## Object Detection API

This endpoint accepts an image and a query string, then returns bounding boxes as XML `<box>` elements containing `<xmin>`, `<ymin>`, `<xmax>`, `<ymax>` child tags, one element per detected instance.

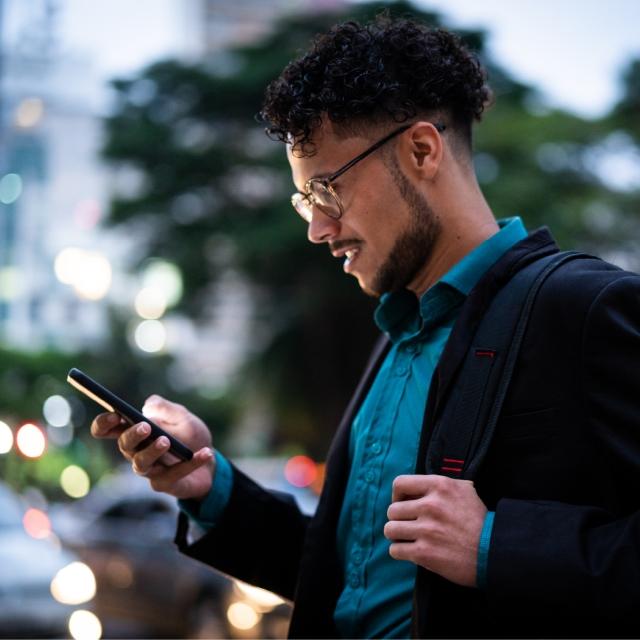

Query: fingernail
<box><xmin>107</xmin><ymin>413</ymin><xmax>120</xmax><ymax>424</ymax></box>
<box><xmin>202</xmin><ymin>448</ymin><xmax>214</xmax><ymax>459</ymax></box>
<box><xmin>137</xmin><ymin>423</ymin><xmax>150</xmax><ymax>436</ymax></box>
<box><xmin>156</xmin><ymin>437</ymin><xmax>169</xmax><ymax>449</ymax></box>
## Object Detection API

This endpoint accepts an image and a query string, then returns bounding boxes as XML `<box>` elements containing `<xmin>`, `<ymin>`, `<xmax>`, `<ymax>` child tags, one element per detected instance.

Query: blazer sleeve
<box><xmin>175</xmin><ymin>461</ymin><xmax>311</xmax><ymax>601</ymax></box>
<box><xmin>486</xmin><ymin>274</ymin><xmax>640</xmax><ymax>623</ymax></box>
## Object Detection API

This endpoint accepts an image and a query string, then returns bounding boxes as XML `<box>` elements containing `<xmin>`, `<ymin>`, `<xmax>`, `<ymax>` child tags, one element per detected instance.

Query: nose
<box><xmin>307</xmin><ymin>210</ymin><xmax>341</xmax><ymax>244</ymax></box>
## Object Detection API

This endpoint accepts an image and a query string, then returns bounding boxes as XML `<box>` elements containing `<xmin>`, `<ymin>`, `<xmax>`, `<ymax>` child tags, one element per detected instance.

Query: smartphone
<box><xmin>67</xmin><ymin>367</ymin><xmax>193</xmax><ymax>462</ymax></box>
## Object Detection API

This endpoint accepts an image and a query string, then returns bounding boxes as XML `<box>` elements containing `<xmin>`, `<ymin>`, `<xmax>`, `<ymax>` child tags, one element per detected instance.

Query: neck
<box><xmin>408</xmin><ymin>184</ymin><xmax>499</xmax><ymax>297</ymax></box>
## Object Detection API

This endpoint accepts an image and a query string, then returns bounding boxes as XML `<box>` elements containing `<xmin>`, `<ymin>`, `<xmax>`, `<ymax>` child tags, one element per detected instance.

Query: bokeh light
<box><xmin>0</xmin><ymin>266</ymin><xmax>21</xmax><ymax>301</ymax></box>
<box><xmin>60</xmin><ymin>465</ymin><xmax>91</xmax><ymax>499</ymax></box>
<box><xmin>72</xmin><ymin>253</ymin><xmax>112</xmax><ymax>300</ymax></box>
<box><xmin>51</xmin><ymin>562</ymin><xmax>97</xmax><ymax>605</ymax></box>
<box><xmin>54</xmin><ymin>248</ymin><xmax>85</xmax><ymax>284</ymax></box>
<box><xmin>134</xmin><ymin>287</ymin><xmax>167</xmax><ymax>320</ymax></box>
<box><xmin>15</xmin><ymin>97</ymin><xmax>44</xmax><ymax>128</ymax></box>
<box><xmin>227</xmin><ymin>601</ymin><xmax>261</xmax><ymax>631</ymax></box>
<box><xmin>43</xmin><ymin>395</ymin><xmax>72</xmax><ymax>427</ymax></box>
<box><xmin>68</xmin><ymin>610</ymin><xmax>102</xmax><ymax>640</ymax></box>
<box><xmin>16</xmin><ymin>423</ymin><xmax>46</xmax><ymax>458</ymax></box>
<box><xmin>23</xmin><ymin>508</ymin><xmax>52</xmax><ymax>539</ymax></box>
<box><xmin>54</xmin><ymin>248</ymin><xmax>112</xmax><ymax>300</ymax></box>
<box><xmin>0</xmin><ymin>173</ymin><xmax>23</xmax><ymax>204</ymax></box>
<box><xmin>284</xmin><ymin>455</ymin><xmax>317</xmax><ymax>488</ymax></box>
<box><xmin>134</xmin><ymin>319</ymin><xmax>166</xmax><ymax>353</ymax></box>
<box><xmin>0</xmin><ymin>421</ymin><xmax>13</xmax><ymax>454</ymax></box>
<box><xmin>142</xmin><ymin>260</ymin><xmax>183</xmax><ymax>306</ymax></box>
<box><xmin>73</xmin><ymin>199</ymin><xmax>102</xmax><ymax>230</ymax></box>
<box><xmin>47</xmin><ymin>423</ymin><xmax>74</xmax><ymax>448</ymax></box>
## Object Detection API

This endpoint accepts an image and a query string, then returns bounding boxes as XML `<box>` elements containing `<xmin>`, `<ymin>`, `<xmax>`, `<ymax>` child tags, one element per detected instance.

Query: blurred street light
<box><xmin>227</xmin><ymin>601</ymin><xmax>261</xmax><ymax>631</ymax></box>
<box><xmin>54</xmin><ymin>248</ymin><xmax>112</xmax><ymax>300</ymax></box>
<box><xmin>23</xmin><ymin>507</ymin><xmax>52</xmax><ymax>539</ymax></box>
<box><xmin>134</xmin><ymin>286</ymin><xmax>167</xmax><ymax>320</ymax></box>
<box><xmin>68</xmin><ymin>610</ymin><xmax>102</xmax><ymax>640</ymax></box>
<box><xmin>142</xmin><ymin>259</ymin><xmax>182</xmax><ymax>307</ymax></box>
<box><xmin>0</xmin><ymin>421</ymin><xmax>13</xmax><ymax>454</ymax></box>
<box><xmin>50</xmin><ymin>562</ymin><xmax>97</xmax><ymax>605</ymax></box>
<box><xmin>60</xmin><ymin>465</ymin><xmax>91</xmax><ymax>499</ymax></box>
<box><xmin>43</xmin><ymin>395</ymin><xmax>72</xmax><ymax>427</ymax></box>
<box><xmin>0</xmin><ymin>172</ymin><xmax>22</xmax><ymax>204</ymax></box>
<box><xmin>284</xmin><ymin>455</ymin><xmax>317</xmax><ymax>488</ymax></box>
<box><xmin>16</xmin><ymin>423</ymin><xmax>46</xmax><ymax>458</ymax></box>
<box><xmin>133</xmin><ymin>319</ymin><xmax>166</xmax><ymax>353</ymax></box>
<box><xmin>15</xmin><ymin>97</ymin><xmax>44</xmax><ymax>128</ymax></box>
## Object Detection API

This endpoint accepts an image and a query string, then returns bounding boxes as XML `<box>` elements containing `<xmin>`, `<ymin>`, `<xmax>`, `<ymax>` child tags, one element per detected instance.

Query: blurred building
<box><xmin>0</xmin><ymin>0</ymin><xmax>116</xmax><ymax>351</ymax></box>
<box><xmin>181</xmin><ymin>0</ymin><xmax>345</xmax><ymax>56</ymax></box>
<box><xmin>0</xmin><ymin>0</ymin><xmax>343</xmax><ymax>396</ymax></box>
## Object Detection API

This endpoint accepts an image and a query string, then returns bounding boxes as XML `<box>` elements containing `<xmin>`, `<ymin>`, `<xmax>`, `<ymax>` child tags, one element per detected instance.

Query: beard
<box><xmin>366</xmin><ymin>158</ymin><xmax>442</xmax><ymax>297</ymax></box>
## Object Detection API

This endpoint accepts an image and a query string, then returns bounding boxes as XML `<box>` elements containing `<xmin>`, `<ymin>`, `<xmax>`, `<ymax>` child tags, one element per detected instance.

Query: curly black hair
<box><xmin>260</xmin><ymin>14</ymin><xmax>492</xmax><ymax>156</ymax></box>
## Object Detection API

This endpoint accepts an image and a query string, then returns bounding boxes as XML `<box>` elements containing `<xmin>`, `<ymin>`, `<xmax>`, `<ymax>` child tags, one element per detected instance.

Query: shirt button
<box><xmin>349</xmin><ymin>574</ymin><xmax>360</xmax><ymax>589</ymax></box>
<box><xmin>365</xmin><ymin>470</ymin><xmax>375</xmax><ymax>483</ymax></box>
<box><xmin>371</xmin><ymin>442</ymin><xmax>382</xmax><ymax>455</ymax></box>
<box><xmin>406</xmin><ymin>343</ymin><xmax>420</xmax><ymax>354</ymax></box>
<box><xmin>395</xmin><ymin>365</ymin><xmax>408</xmax><ymax>376</ymax></box>
<box><xmin>352</xmin><ymin>550</ymin><xmax>363</xmax><ymax>564</ymax></box>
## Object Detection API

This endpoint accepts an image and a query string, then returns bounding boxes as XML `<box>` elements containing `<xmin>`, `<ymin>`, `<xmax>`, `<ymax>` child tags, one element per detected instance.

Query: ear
<box><xmin>398</xmin><ymin>121</ymin><xmax>444</xmax><ymax>180</ymax></box>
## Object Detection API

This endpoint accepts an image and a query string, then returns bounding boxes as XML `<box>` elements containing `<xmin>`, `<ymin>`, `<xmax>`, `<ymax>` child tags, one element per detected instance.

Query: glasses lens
<box><xmin>309</xmin><ymin>181</ymin><xmax>341</xmax><ymax>219</ymax></box>
<box><xmin>291</xmin><ymin>193</ymin><xmax>313</xmax><ymax>223</ymax></box>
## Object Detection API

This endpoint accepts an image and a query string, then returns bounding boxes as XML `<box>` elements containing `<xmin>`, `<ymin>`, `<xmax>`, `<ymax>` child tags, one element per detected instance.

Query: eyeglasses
<box><xmin>291</xmin><ymin>122</ymin><xmax>446</xmax><ymax>223</ymax></box>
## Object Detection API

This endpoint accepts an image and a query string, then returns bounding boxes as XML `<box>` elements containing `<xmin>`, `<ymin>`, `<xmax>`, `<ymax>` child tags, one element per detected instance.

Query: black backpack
<box><xmin>426</xmin><ymin>250</ymin><xmax>589</xmax><ymax>479</ymax></box>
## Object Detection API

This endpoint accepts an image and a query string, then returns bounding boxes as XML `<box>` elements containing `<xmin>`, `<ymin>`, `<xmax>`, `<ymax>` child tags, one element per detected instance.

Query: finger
<box><xmin>389</xmin><ymin>541</ymin><xmax>415</xmax><ymax>562</ymax></box>
<box><xmin>142</xmin><ymin>395</ymin><xmax>185</xmax><ymax>424</ymax></box>
<box><xmin>392</xmin><ymin>474</ymin><xmax>433</xmax><ymax>502</ymax></box>
<box><xmin>118</xmin><ymin>422</ymin><xmax>155</xmax><ymax>456</ymax></box>
<box><xmin>91</xmin><ymin>412</ymin><xmax>128</xmax><ymax>439</ymax></box>
<box><xmin>150</xmin><ymin>447</ymin><xmax>215</xmax><ymax>492</ymax></box>
<box><xmin>384</xmin><ymin>520</ymin><xmax>417</xmax><ymax>542</ymax></box>
<box><xmin>130</xmin><ymin>435</ymin><xmax>172</xmax><ymax>474</ymax></box>
<box><xmin>387</xmin><ymin>499</ymin><xmax>420</xmax><ymax>521</ymax></box>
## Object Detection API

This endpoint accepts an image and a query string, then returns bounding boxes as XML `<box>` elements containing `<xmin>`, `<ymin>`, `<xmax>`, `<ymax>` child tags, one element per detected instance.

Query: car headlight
<box><xmin>50</xmin><ymin>561</ymin><xmax>97</xmax><ymax>605</ymax></box>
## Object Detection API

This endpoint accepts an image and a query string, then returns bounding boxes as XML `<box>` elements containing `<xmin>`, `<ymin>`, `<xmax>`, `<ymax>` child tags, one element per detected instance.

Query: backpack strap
<box><xmin>426</xmin><ymin>250</ymin><xmax>590</xmax><ymax>480</ymax></box>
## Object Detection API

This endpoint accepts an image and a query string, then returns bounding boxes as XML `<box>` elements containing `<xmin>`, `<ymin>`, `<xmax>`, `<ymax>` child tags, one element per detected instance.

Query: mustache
<box><xmin>329</xmin><ymin>239</ymin><xmax>362</xmax><ymax>253</ymax></box>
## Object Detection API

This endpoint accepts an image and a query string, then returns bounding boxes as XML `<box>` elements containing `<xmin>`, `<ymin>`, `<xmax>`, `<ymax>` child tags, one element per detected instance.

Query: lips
<box><xmin>330</xmin><ymin>242</ymin><xmax>362</xmax><ymax>272</ymax></box>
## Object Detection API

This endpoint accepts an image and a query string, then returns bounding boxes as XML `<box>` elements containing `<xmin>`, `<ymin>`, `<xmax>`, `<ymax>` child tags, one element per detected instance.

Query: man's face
<box><xmin>288</xmin><ymin>123</ymin><xmax>442</xmax><ymax>297</ymax></box>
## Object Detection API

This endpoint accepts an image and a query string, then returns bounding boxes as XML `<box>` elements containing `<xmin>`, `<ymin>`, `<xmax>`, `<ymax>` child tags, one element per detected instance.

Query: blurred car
<box><xmin>50</xmin><ymin>457</ymin><xmax>319</xmax><ymax>639</ymax></box>
<box><xmin>0</xmin><ymin>481</ymin><xmax>99</xmax><ymax>639</ymax></box>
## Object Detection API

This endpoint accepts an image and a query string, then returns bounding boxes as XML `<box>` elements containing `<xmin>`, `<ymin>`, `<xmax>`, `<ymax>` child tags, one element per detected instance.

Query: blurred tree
<box><xmin>101</xmin><ymin>1</ymin><xmax>640</xmax><ymax>458</ymax></box>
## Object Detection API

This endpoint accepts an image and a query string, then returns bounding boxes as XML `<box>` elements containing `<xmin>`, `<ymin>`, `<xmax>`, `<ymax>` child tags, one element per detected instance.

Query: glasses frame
<box><xmin>291</xmin><ymin>121</ymin><xmax>446</xmax><ymax>223</ymax></box>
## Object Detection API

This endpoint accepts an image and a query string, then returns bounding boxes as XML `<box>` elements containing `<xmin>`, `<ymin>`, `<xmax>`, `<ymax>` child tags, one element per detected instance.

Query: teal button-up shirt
<box><xmin>333</xmin><ymin>217</ymin><xmax>527</xmax><ymax>638</ymax></box>
<box><xmin>181</xmin><ymin>217</ymin><xmax>528</xmax><ymax>638</ymax></box>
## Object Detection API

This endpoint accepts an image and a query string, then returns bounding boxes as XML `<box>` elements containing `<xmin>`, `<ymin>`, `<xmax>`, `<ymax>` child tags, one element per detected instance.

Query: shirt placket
<box><xmin>346</xmin><ymin>339</ymin><xmax>418</xmax><ymax>626</ymax></box>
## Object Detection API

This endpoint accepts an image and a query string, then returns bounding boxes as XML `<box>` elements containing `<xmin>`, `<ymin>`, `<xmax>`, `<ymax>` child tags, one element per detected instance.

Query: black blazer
<box><xmin>176</xmin><ymin>228</ymin><xmax>640</xmax><ymax>638</ymax></box>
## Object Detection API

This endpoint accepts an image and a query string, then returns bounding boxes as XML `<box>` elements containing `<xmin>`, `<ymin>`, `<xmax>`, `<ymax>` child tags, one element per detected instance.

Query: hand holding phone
<box><xmin>67</xmin><ymin>368</ymin><xmax>193</xmax><ymax>462</ymax></box>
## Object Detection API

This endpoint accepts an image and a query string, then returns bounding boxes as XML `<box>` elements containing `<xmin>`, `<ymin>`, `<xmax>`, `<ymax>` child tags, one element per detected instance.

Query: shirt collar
<box><xmin>440</xmin><ymin>216</ymin><xmax>527</xmax><ymax>295</ymax></box>
<box><xmin>374</xmin><ymin>217</ymin><xmax>528</xmax><ymax>339</ymax></box>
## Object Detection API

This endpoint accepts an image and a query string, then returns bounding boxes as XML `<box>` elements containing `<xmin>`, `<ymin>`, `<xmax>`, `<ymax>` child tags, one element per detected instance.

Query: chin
<box><xmin>354</xmin><ymin>274</ymin><xmax>382</xmax><ymax>299</ymax></box>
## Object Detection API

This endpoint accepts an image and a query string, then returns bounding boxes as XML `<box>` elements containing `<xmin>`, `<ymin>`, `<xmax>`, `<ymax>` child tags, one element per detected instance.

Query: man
<box><xmin>92</xmin><ymin>15</ymin><xmax>640</xmax><ymax>638</ymax></box>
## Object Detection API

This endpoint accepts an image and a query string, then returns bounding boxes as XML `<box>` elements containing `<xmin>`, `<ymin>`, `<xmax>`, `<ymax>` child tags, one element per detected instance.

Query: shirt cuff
<box><xmin>476</xmin><ymin>511</ymin><xmax>495</xmax><ymax>589</ymax></box>
<box><xmin>178</xmin><ymin>450</ymin><xmax>233</xmax><ymax>530</ymax></box>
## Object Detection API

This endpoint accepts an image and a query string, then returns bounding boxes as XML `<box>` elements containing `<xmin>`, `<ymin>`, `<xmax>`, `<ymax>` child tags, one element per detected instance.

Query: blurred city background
<box><xmin>0</xmin><ymin>0</ymin><xmax>638</xmax><ymax>637</ymax></box>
